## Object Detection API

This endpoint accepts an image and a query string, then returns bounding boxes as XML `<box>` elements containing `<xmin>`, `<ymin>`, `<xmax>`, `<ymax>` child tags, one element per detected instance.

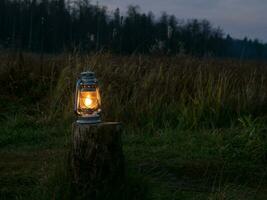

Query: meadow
<box><xmin>0</xmin><ymin>52</ymin><xmax>267</xmax><ymax>199</ymax></box>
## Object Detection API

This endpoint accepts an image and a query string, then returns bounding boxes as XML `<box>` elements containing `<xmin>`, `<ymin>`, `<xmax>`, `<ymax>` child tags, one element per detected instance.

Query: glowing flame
<box><xmin>84</xmin><ymin>97</ymin><xmax>93</xmax><ymax>108</ymax></box>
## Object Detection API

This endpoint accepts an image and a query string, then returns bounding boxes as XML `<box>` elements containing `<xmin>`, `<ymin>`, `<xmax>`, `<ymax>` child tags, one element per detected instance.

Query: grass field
<box><xmin>0</xmin><ymin>52</ymin><xmax>267</xmax><ymax>199</ymax></box>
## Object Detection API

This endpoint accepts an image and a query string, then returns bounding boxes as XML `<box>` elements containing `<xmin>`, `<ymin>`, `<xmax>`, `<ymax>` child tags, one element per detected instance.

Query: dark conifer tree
<box><xmin>0</xmin><ymin>0</ymin><xmax>266</xmax><ymax>59</ymax></box>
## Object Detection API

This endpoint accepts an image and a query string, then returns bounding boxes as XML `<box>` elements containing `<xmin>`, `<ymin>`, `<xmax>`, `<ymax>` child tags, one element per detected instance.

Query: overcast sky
<box><xmin>92</xmin><ymin>0</ymin><xmax>267</xmax><ymax>42</ymax></box>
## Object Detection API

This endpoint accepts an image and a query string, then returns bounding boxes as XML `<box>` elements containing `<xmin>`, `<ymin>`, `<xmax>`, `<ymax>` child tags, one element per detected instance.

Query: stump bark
<box><xmin>70</xmin><ymin>122</ymin><xmax>124</xmax><ymax>199</ymax></box>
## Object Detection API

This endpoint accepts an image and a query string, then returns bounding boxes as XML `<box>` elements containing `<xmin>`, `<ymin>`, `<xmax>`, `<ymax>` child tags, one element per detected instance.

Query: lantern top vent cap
<box><xmin>79</xmin><ymin>71</ymin><xmax>97</xmax><ymax>84</ymax></box>
<box><xmin>80</xmin><ymin>71</ymin><xmax>95</xmax><ymax>77</ymax></box>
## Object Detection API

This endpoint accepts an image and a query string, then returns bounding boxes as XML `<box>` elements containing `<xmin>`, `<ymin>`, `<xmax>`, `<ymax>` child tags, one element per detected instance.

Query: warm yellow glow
<box><xmin>79</xmin><ymin>91</ymin><xmax>100</xmax><ymax>110</ymax></box>
<box><xmin>84</xmin><ymin>97</ymin><xmax>93</xmax><ymax>107</ymax></box>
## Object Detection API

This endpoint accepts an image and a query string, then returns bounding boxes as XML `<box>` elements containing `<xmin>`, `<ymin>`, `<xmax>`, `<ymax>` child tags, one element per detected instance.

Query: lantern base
<box><xmin>76</xmin><ymin>115</ymin><xmax>101</xmax><ymax>124</ymax></box>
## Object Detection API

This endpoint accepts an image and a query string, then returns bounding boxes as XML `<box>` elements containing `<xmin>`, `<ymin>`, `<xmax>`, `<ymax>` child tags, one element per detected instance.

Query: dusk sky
<box><xmin>92</xmin><ymin>0</ymin><xmax>267</xmax><ymax>42</ymax></box>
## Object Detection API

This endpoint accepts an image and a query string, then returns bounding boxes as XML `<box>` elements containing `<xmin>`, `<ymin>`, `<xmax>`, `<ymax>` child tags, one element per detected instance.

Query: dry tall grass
<box><xmin>1</xmin><ymin>52</ymin><xmax>267</xmax><ymax>130</ymax></box>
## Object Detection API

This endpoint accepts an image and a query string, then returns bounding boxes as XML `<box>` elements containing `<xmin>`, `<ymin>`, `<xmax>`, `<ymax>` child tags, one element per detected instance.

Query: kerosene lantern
<box><xmin>74</xmin><ymin>71</ymin><xmax>101</xmax><ymax>124</ymax></box>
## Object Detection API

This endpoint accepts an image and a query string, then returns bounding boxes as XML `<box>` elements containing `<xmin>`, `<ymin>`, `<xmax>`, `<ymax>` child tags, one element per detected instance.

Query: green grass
<box><xmin>0</xmin><ymin>102</ymin><xmax>266</xmax><ymax>199</ymax></box>
<box><xmin>0</xmin><ymin>53</ymin><xmax>267</xmax><ymax>199</ymax></box>
<box><xmin>124</xmin><ymin>128</ymin><xmax>267</xmax><ymax>199</ymax></box>
<box><xmin>0</xmin><ymin>98</ymin><xmax>68</xmax><ymax>199</ymax></box>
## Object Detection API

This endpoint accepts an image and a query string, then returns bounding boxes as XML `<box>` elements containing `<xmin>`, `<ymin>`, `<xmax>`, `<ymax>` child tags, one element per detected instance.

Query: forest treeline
<box><xmin>0</xmin><ymin>0</ymin><xmax>267</xmax><ymax>59</ymax></box>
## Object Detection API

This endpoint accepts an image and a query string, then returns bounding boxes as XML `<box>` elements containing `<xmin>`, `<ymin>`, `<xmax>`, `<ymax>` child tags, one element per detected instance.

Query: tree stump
<box><xmin>70</xmin><ymin>122</ymin><xmax>124</xmax><ymax>199</ymax></box>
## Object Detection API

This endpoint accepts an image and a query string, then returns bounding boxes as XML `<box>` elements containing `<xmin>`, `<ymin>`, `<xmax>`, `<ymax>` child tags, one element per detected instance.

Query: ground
<box><xmin>1</xmin><ymin>54</ymin><xmax>267</xmax><ymax>199</ymax></box>
<box><xmin>0</xmin><ymin>98</ymin><xmax>266</xmax><ymax>200</ymax></box>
